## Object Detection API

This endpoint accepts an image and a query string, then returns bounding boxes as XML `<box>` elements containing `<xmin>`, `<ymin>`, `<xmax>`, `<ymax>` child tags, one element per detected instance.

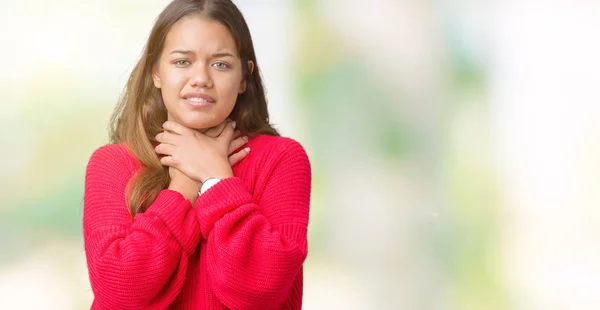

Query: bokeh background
<box><xmin>1</xmin><ymin>0</ymin><xmax>600</xmax><ymax>309</ymax></box>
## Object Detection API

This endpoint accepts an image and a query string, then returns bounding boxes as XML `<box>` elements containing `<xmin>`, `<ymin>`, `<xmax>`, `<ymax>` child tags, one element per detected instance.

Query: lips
<box><xmin>182</xmin><ymin>92</ymin><xmax>216</xmax><ymax>105</ymax></box>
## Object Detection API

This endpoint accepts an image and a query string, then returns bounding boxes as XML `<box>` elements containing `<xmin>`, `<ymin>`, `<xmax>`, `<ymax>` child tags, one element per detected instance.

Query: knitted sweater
<box><xmin>83</xmin><ymin>134</ymin><xmax>311</xmax><ymax>309</ymax></box>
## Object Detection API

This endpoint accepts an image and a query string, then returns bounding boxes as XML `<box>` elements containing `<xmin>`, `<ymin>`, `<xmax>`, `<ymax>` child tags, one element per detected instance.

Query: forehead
<box><xmin>164</xmin><ymin>15</ymin><xmax>237</xmax><ymax>55</ymax></box>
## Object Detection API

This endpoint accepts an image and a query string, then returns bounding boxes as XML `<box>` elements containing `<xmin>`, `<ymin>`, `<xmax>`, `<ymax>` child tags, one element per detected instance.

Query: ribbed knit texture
<box><xmin>83</xmin><ymin>135</ymin><xmax>311</xmax><ymax>309</ymax></box>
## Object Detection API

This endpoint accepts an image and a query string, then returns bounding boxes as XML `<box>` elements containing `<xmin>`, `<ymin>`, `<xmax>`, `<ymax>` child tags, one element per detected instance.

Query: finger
<box><xmin>154</xmin><ymin>143</ymin><xmax>176</xmax><ymax>156</ymax></box>
<box><xmin>219</xmin><ymin>120</ymin><xmax>236</xmax><ymax>142</ymax></box>
<box><xmin>155</xmin><ymin>131</ymin><xmax>180</xmax><ymax>145</ymax></box>
<box><xmin>204</xmin><ymin>119</ymin><xmax>230</xmax><ymax>138</ymax></box>
<box><xmin>159</xmin><ymin>156</ymin><xmax>178</xmax><ymax>167</ymax></box>
<box><xmin>228</xmin><ymin>135</ymin><xmax>248</xmax><ymax>155</ymax></box>
<box><xmin>228</xmin><ymin>147</ymin><xmax>250</xmax><ymax>166</ymax></box>
<box><xmin>216</xmin><ymin>118</ymin><xmax>234</xmax><ymax>137</ymax></box>
<box><xmin>162</xmin><ymin>121</ymin><xmax>187</xmax><ymax>135</ymax></box>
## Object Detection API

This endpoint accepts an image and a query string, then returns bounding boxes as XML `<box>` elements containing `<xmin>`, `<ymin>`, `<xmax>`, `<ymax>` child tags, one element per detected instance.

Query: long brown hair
<box><xmin>109</xmin><ymin>0</ymin><xmax>278</xmax><ymax>216</ymax></box>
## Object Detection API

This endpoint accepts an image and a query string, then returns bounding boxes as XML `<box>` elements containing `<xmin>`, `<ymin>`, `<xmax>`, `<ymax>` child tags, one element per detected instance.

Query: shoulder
<box><xmin>246</xmin><ymin>135</ymin><xmax>310</xmax><ymax>170</ymax></box>
<box><xmin>248</xmin><ymin>135</ymin><xmax>309</xmax><ymax>159</ymax></box>
<box><xmin>86</xmin><ymin>143</ymin><xmax>138</xmax><ymax>174</ymax></box>
<box><xmin>249</xmin><ymin>135</ymin><xmax>307</xmax><ymax>153</ymax></box>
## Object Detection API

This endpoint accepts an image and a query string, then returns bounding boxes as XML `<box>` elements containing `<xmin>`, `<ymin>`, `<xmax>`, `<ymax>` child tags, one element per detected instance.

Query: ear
<box><xmin>152</xmin><ymin>65</ymin><xmax>162</xmax><ymax>89</ymax></box>
<box><xmin>238</xmin><ymin>60</ymin><xmax>254</xmax><ymax>94</ymax></box>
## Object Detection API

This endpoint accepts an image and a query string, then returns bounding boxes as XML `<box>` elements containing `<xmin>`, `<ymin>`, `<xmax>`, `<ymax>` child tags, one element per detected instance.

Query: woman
<box><xmin>83</xmin><ymin>0</ymin><xmax>311</xmax><ymax>309</ymax></box>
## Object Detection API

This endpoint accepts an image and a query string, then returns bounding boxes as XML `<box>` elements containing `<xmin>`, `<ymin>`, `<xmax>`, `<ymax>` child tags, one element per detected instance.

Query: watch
<box><xmin>199</xmin><ymin>177</ymin><xmax>222</xmax><ymax>195</ymax></box>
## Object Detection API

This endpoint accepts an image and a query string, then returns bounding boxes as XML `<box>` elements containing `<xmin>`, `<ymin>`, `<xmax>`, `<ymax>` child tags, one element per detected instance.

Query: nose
<box><xmin>190</xmin><ymin>63</ymin><xmax>213</xmax><ymax>88</ymax></box>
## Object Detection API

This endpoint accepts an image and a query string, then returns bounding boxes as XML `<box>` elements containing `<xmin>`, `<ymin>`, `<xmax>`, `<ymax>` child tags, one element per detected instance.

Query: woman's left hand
<box><xmin>154</xmin><ymin>119</ymin><xmax>242</xmax><ymax>183</ymax></box>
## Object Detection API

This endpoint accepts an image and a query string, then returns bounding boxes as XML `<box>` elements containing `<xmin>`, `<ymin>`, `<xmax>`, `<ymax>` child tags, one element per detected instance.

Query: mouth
<box><xmin>183</xmin><ymin>92</ymin><xmax>216</xmax><ymax>107</ymax></box>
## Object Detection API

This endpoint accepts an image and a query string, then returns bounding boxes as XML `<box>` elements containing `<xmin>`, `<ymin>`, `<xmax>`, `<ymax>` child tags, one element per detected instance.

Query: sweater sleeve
<box><xmin>83</xmin><ymin>145</ymin><xmax>201</xmax><ymax>309</ymax></box>
<box><xmin>196</xmin><ymin>140</ymin><xmax>311</xmax><ymax>309</ymax></box>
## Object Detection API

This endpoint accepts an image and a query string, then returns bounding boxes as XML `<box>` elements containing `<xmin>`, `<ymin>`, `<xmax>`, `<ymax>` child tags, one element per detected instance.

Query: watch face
<box><xmin>201</xmin><ymin>178</ymin><xmax>221</xmax><ymax>194</ymax></box>
<box><xmin>206</xmin><ymin>179</ymin><xmax>219</xmax><ymax>186</ymax></box>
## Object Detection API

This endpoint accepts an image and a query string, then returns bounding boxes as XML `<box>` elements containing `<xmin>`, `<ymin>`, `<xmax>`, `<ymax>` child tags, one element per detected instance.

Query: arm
<box><xmin>197</xmin><ymin>140</ymin><xmax>311</xmax><ymax>309</ymax></box>
<box><xmin>83</xmin><ymin>145</ymin><xmax>201</xmax><ymax>309</ymax></box>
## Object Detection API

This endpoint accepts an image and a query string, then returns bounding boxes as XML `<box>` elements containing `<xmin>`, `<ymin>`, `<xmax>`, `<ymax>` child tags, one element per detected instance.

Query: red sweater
<box><xmin>83</xmin><ymin>135</ymin><xmax>311</xmax><ymax>309</ymax></box>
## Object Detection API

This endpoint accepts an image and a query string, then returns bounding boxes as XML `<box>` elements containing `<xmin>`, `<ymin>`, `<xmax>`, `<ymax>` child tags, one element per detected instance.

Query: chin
<box><xmin>180</xmin><ymin>116</ymin><xmax>220</xmax><ymax>131</ymax></box>
<box><xmin>168</xmin><ymin>108</ymin><xmax>226</xmax><ymax>130</ymax></box>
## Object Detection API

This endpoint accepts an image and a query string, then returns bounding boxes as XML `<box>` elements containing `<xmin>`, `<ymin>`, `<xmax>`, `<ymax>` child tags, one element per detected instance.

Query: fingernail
<box><xmin>232</xmin><ymin>121</ymin><xmax>237</xmax><ymax>129</ymax></box>
<box><xmin>243</xmin><ymin>136</ymin><xmax>248</xmax><ymax>141</ymax></box>
<box><xmin>244</xmin><ymin>147</ymin><xmax>251</xmax><ymax>153</ymax></box>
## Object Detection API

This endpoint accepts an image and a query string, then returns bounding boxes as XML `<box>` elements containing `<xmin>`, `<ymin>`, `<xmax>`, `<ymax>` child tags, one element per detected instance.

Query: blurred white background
<box><xmin>0</xmin><ymin>0</ymin><xmax>599</xmax><ymax>309</ymax></box>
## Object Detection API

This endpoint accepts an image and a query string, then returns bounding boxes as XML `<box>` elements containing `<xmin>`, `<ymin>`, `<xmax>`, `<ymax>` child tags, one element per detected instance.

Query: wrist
<box><xmin>200</xmin><ymin>168</ymin><xmax>233</xmax><ymax>183</ymax></box>
<box><xmin>168</xmin><ymin>181</ymin><xmax>201</xmax><ymax>201</ymax></box>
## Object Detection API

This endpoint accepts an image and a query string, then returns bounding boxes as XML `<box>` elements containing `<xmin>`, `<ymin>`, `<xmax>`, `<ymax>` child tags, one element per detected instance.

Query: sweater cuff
<box><xmin>196</xmin><ymin>177</ymin><xmax>255</xmax><ymax>238</ymax></box>
<box><xmin>145</xmin><ymin>190</ymin><xmax>199</xmax><ymax>255</ymax></box>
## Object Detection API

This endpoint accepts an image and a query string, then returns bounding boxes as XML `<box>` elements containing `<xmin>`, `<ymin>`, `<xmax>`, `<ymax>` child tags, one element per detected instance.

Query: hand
<box><xmin>155</xmin><ymin>119</ymin><xmax>248</xmax><ymax>183</ymax></box>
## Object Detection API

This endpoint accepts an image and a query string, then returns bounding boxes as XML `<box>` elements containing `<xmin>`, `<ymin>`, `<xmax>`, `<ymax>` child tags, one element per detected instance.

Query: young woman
<box><xmin>83</xmin><ymin>0</ymin><xmax>311</xmax><ymax>309</ymax></box>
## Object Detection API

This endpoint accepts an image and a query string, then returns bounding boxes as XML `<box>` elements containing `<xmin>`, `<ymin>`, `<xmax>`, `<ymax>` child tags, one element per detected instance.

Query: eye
<box><xmin>174</xmin><ymin>59</ymin><xmax>191</xmax><ymax>67</ymax></box>
<box><xmin>212</xmin><ymin>62</ymin><xmax>230</xmax><ymax>70</ymax></box>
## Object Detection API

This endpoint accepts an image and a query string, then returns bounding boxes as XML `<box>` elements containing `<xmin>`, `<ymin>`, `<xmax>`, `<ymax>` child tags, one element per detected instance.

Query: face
<box><xmin>152</xmin><ymin>15</ymin><xmax>253</xmax><ymax>130</ymax></box>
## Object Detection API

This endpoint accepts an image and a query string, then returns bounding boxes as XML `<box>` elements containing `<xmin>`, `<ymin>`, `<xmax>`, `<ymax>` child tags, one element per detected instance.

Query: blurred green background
<box><xmin>1</xmin><ymin>1</ymin><xmax>600</xmax><ymax>309</ymax></box>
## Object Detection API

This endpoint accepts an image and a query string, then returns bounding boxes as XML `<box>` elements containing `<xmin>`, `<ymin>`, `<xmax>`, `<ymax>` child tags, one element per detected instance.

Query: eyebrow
<box><xmin>169</xmin><ymin>50</ymin><xmax>237</xmax><ymax>58</ymax></box>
